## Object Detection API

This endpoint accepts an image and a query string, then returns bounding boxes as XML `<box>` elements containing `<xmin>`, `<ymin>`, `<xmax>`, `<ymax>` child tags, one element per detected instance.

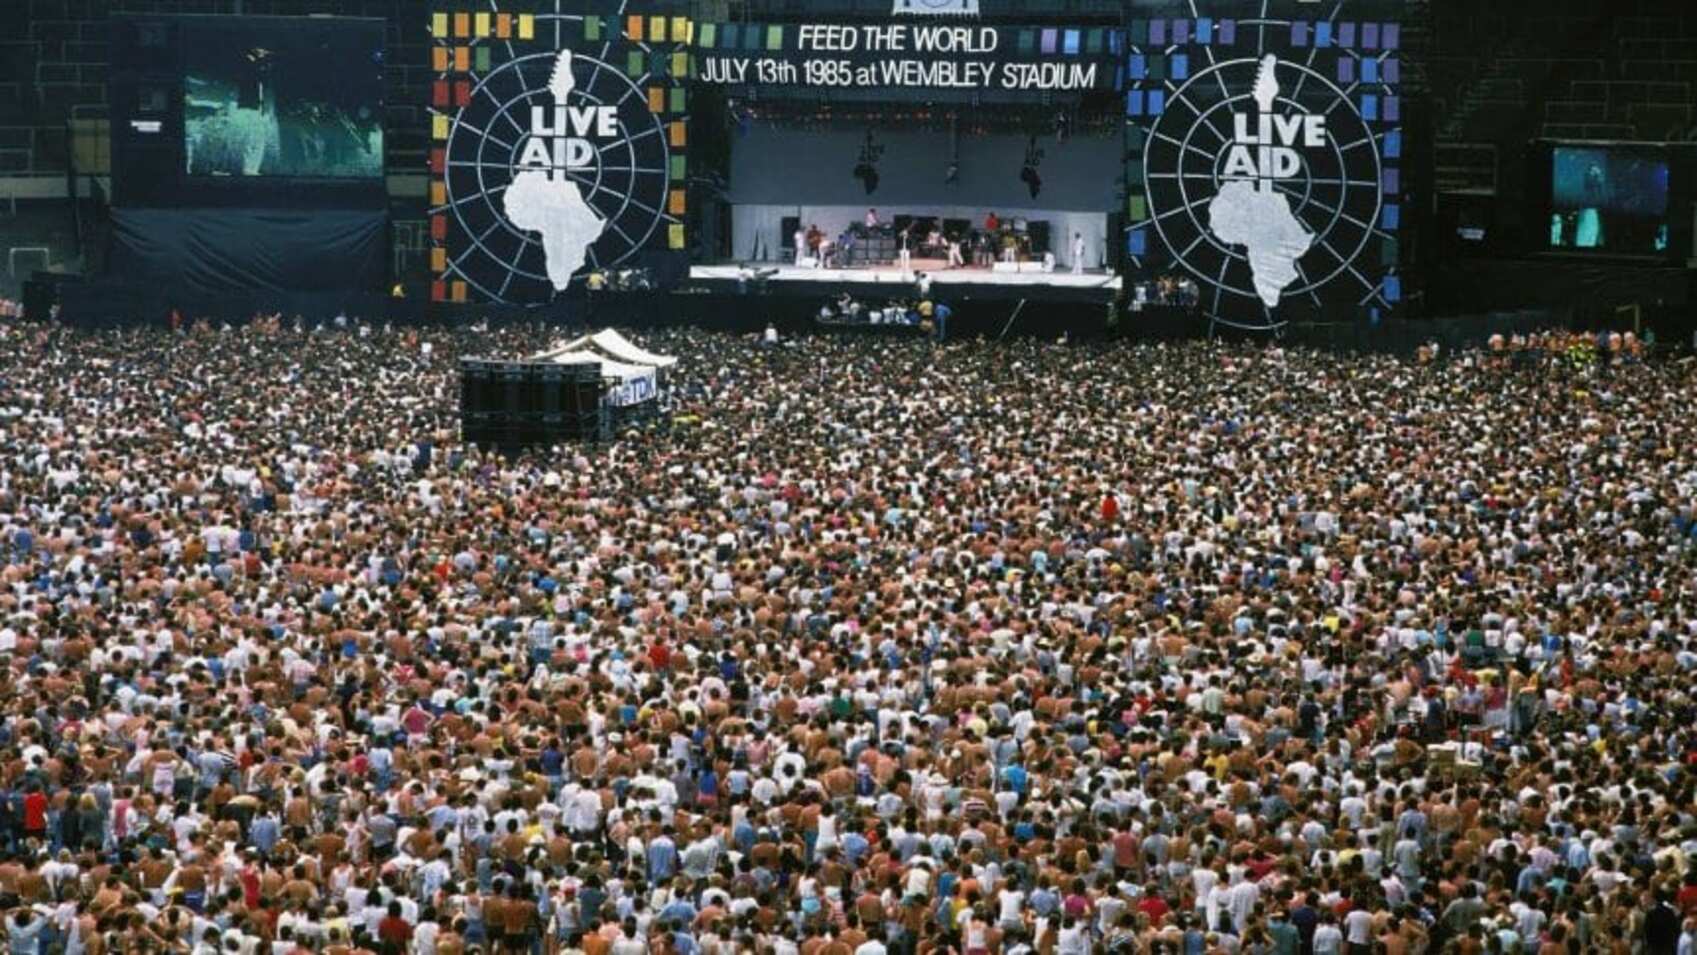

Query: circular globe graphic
<box><xmin>1142</xmin><ymin>55</ymin><xmax>1383</xmax><ymax>330</ymax></box>
<box><xmin>441</xmin><ymin>50</ymin><xmax>671</xmax><ymax>303</ymax></box>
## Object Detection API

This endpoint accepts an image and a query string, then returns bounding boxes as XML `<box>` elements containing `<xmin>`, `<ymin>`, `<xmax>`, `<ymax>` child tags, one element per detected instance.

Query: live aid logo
<box><xmin>515</xmin><ymin>105</ymin><xmax>620</xmax><ymax>178</ymax></box>
<box><xmin>1221</xmin><ymin>112</ymin><xmax>1328</xmax><ymax>180</ymax></box>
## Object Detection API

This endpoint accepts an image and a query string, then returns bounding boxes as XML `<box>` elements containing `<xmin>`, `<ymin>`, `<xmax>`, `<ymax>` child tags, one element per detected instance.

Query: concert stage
<box><xmin>687</xmin><ymin>263</ymin><xmax>1123</xmax><ymax>303</ymax></box>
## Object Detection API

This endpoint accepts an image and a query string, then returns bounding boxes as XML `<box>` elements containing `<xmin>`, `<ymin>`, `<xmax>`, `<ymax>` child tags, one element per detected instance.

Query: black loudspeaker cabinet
<box><xmin>1028</xmin><ymin>220</ymin><xmax>1052</xmax><ymax>257</ymax></box>
<box><xmin>459</xmin><ymin>359</ymin><xmax>494</xmax><ymax>415</ymax></box>
<box><xmin>780</xmin><ymin>216</ymin><xmax>800</xmax><ymax>255</ymax></box>
<box><xmin>1105</xmin><ymin>213</ymin><xmax>1126</xmax><ymax>270</ymax></box>
<box><xmin>536</xmin><ymin>362</ymin><xmax>566</xmax><ymax>413</ymax></box>
<box><xmin>22</xmin><ymin>279</ymin><xmax>55</xmax><ymax>322</ymax></box>
<box><xmin>460</xmin><ymin>358</ymin><xmax>609</xmax><ymax>450</ymax></box>
<box><xmin>496</xmin><ymin>362</ymin><xmax>526</xmax><ymax>416</ymax></box>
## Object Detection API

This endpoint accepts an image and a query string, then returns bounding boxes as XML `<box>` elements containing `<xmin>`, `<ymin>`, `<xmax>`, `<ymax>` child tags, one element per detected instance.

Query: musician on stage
<box><xmin>806</xmin><ymin>224</ymin><xmax>825</xmax><ymax>268</ymax></box>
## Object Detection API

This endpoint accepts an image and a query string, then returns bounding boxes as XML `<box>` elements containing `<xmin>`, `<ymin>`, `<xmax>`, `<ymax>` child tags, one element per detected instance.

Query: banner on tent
<box><xmin>608</xmin><ymin>374</ymin><xmax>657</xmax><ymax>406</ymax></box>
<box><xmin>693</xmin><ymin>23</ymin><xmax>1116</xmax><ymax>91</ymax></box>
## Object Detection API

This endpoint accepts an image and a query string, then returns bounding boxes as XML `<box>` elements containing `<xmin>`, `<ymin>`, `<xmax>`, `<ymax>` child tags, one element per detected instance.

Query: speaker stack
<box><xmin>460</xmin><ymin>359</ymin><xmax>609</xmax><ymax>450</ymax></box>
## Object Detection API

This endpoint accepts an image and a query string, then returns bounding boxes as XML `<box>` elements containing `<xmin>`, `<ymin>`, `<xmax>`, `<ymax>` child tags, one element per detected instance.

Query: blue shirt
<box><xmin>842</xmin><ymin>831</ymin><xmax>869</xmax><ymax>865</ymax></box>
<box><xmin>577</xmin><ymin>888</ymin><xmax>605</xmax><ymax>925</ymax></box>
<box><xmin>647</xmin><ymin>837</ymin><xmax>678</xmax><ymax>882</ymax></box>
<box><xmin>539</xmin><ymin>748</ymin><xmax>564</xmax><ymax>776</ymax></box>
<box><xmin>7</xmin><ymin>917</ymin><xmax>46</xmax><ymax>955</ymax></box>
<box><xmin>1002</xmin><ymin>764</ymin><xmax>1029</xmax><ymax>794</ymax></box>
<box><xmin>660</xmin><ymin>899</ymin><xmax>697</xmax><ymax>926</ymax></box>
<box><xmin>250</xmin><ymin>815</ymin><xmax>281</xmax><ymax>854</ymax></box>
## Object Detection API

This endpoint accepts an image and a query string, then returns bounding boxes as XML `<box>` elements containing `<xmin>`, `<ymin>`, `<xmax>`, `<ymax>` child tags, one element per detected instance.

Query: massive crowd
<box><xmin>0</xmin><ymin>317</ymin><xmax>1695</xmax><ymax>955</ymax></box>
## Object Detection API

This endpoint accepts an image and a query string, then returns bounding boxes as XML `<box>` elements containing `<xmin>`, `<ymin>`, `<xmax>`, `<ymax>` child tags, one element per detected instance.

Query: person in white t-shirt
<box><xmin>997</xmin><ymin>886</ymin><xmax>1025</xmax><ymax>932</ymax></box>
<box><xmin>1313</xmin><ymin>913</ymin><xmax>1344</xmax><ymax>955</ymax></box>
<box><xmin>1344</xmin><ymin>905</ymin><xmax>1373</xmax><ymax>950</ymax></box>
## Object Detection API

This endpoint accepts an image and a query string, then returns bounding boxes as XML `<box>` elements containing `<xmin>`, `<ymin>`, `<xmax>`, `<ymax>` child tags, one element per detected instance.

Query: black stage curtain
<box><xmin>1432</xmin><ymin>258</ymin><xmax>1688</xmax><ymax>314</ymax></box>
<box><xmin>110</xmin><ymin>208</ymin><xmax>387</xmax><ymax>294</ymax></box>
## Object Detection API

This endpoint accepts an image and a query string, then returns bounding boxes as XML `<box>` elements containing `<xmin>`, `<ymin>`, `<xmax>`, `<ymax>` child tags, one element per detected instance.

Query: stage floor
<box><xmin>689</xmin><ymin>263</ymin><xmax>1123</xmax><ymax>293</ymax></box>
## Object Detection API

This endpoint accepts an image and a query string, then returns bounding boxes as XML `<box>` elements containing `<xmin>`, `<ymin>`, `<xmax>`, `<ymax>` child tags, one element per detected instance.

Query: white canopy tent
<box><xmin>533</xmin><ymin>329</ymin><xmax>677</xmax><ymax>370</ymax></box>
<box><xmin>537</xmin><ymin>349</ymin><xmax>657</xmax><ymax>407</ymax></box>
<box><xmin>587</xmin><ymin>329</ymin><xmax>677</xmax><ymax>369</ymax></box>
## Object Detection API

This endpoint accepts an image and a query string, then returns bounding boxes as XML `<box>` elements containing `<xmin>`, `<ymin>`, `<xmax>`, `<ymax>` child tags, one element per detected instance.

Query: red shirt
<box><xmin>1112</xmin><ymin>831</ymin><xmax>1137</xmax><ymax>868</ymax></box>
<box><xmin>378</xmin><ymin>916</ymin><xmax>413</xmax><ymax>946</ymax></box>
<box><xmin>1247</xmin><ymin>855</ymin><xmax>1279</xmax><ymax>881</ymax></box>
<box><xmin>1138</xmin><ymin>896</ymin><xmax>1170</xmax><ymax>923</ymax></box>
<box><xmin>402</xmin><ymin>707</ymin><xmax>433</xmax><ymax>736</ymax></box>
<box><xmin>240</xmin><ymin>866</ymin><xmax>261</xmax><ymax>908</ymax></box>
<box><xmin>21</xmin><ymin>792</ymin><xmax>47</xmax><ymax>831</ymax></box>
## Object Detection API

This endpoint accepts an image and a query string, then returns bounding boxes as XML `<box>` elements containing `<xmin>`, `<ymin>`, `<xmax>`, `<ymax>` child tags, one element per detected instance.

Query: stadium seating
<box><xmin>1434</xmin><ymin>0</ymin><xmax>1697</xmax><ymax>148</ymax></box>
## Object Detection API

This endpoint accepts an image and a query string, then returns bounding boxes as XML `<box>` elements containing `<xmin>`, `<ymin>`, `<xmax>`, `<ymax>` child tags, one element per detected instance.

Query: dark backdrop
<box><xmin>109</xmin><ymin>207</ymin><xmax>387</xmax><ymax>294</ymax></box>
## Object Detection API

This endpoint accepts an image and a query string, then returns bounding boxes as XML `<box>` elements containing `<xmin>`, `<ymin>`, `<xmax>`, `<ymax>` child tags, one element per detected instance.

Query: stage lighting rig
<box><xmin>944</xmin><ymin>115</ymin><xmax>960</xmax><ymax>184</ymax></box>
<box><xmin>1019</xmin><ymin>137</ymin><xmax>1045</xmax><ymax>199</ymax></box>
<box><xmin>853</xmin><ymin>130</ymin><xmax>885</xmax><ymax>195</ymax></box>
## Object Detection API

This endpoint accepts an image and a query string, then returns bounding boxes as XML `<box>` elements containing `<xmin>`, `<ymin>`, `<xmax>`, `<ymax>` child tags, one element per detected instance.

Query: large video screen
<box><xmin>182</xmin><ymin>19</ymin><xmax>384</xmax><ymax>179</ymax></box>
<box><xmin>1549</xmin><ymin>145</ymin><xmax>1669</xmax><ymax>254</ymax></box>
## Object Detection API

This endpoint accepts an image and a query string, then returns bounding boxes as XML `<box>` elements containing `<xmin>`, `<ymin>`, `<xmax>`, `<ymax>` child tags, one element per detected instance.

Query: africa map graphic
<box><xmin>1205</xmin><ymin>55</ymin><xmax>1314</xmax><ymax>307</ymax></box>
<box><xmin>503</xmin><ymin>50</ymin><xmax>607</xmax><ymax>290</ymax></box>
<box><xmin>1129</xmin><ymin>1</ymin><xmax>1401</xmax><ymax>331</ymax></box>
<box><xmin>430</xmin><ymin>4</ymin><xmax>687</xmax><ymax>305</ymax></box>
